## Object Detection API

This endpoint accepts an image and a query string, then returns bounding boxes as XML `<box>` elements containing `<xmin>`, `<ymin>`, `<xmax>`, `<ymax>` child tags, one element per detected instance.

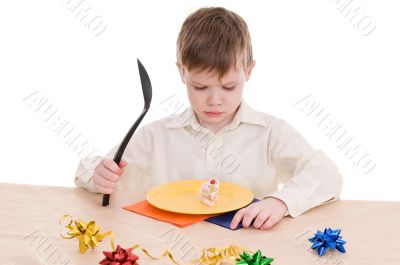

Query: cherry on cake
<box><xmin>200</xmin><ymin>179</ymin><xmax>220</xmax><ymax>206</ymax></box>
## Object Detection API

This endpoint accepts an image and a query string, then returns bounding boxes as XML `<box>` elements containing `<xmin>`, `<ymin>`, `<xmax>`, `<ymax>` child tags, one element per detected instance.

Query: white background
<box><xmin>1</xmin><ymin>0</ymin><xmax>399</xmax><ymax>201</ymax></box>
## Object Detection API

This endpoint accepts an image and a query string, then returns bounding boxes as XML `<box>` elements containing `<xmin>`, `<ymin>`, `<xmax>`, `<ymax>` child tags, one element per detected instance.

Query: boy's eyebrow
<box><xmin>191</xmin><ymin>81</ymin><xmax>206</xmax><ymax>86</ymax></box>
<box><xmin>191</xmin><ymin>81</ymin><xmax>239</xmax><ymax>86</ymax></box>
<box><xmin>222</xmin><ymin>81</ymin><xmax>239</xmax><ymax>86</ymax></box>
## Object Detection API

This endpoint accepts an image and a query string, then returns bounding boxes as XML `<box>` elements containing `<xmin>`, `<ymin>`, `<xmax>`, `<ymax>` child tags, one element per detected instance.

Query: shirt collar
<box><xmin>164</xmin><ymin>100</ymin><xmax>268</xmax><ymax>131</ymax></box>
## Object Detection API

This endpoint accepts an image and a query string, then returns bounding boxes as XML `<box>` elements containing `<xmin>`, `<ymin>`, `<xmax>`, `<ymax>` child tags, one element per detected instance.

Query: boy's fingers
<box><xmin>95</xmin><ymin>174</ymin><xmax>117</xmax><ymax>189</ymax></box>
<box><xmin>261</xmin><ymin>214</ymin><xmax>280</xmax><ymax>230</ymax></box>
<box><xmin>103</xmin><ymin>159</ymin><xmax>122</xmax><ymax>174</ymax></box>
<box><xmin>98</xmin><ymin>165</ymin><xmax>120</xmax><ymax>182</ymax></box>
<box><xmin>241</xmin><ymin>207</ymin><xmax>262</xmax><ymax>228</ymax></box>
<box><xmin>94</xmin><ymin>180</ymin><xmax>115</xmax><ymax>194</ymax></box>
<box><xmin>119</xmin><ymin>160</ymin><xmax>128</xmax><ymax>168</ymax></box>
<box><xmin>252</xmin><ymin>210</ymin><xmax>271</xmax><ymax>229</ymax></box>
<box><xmin>230</xmin><ymin>208</ymin><xmax>246</xmax><ymax>229</ymax></box>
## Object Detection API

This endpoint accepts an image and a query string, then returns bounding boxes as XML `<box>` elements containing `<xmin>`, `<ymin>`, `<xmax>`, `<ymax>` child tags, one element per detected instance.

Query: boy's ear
<box><xmin>245</xmin><ymin>60</ymin><xmax>256</xmax><ymax>81</ymax></box>
<box><xmin>176</xmin><ymin>62</ymin><xmax>186</xmax><ymax>84</ymax></box>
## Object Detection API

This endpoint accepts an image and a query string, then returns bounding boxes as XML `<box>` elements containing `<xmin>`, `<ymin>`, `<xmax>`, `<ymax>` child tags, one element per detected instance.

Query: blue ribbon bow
<box><xmin>308</xmin><ymin>228</ymin><xmax>347</xmax><ymax>256</ymax></box>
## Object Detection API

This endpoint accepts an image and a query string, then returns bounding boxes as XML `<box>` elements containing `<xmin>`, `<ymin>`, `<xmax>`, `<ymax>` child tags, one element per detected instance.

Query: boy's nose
<box><xmin>207</xmin><ymin>90</ymin><xmax>223</xmax><ymax>105</ymax></box>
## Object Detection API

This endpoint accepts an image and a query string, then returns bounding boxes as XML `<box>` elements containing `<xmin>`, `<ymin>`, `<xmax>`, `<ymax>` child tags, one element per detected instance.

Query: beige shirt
<box><xmin>75</xmin><ymin>100</ymin><xmax>342</xmax><ymax>217</ymax></box>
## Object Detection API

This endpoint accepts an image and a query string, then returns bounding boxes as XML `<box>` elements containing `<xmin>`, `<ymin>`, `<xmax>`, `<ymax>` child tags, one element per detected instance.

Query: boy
<box><xmin>75</xmin><ymin>7</ymin><xmax>342</xmax><ymax>230</ymax></box>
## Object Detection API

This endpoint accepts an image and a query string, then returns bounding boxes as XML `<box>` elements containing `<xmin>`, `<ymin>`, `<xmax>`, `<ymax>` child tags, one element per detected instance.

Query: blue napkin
<box><xmin>205</xmin><ymin>198</ymin><xmax>260</xmax><ymax>230</ymax></box>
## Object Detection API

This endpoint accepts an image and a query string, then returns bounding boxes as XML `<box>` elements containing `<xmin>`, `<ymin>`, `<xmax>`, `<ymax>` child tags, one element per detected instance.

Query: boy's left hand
<box><xmin>230</xmin><ymin>197</ymin><xmax>288</xmax><ymax>230</ymax></box>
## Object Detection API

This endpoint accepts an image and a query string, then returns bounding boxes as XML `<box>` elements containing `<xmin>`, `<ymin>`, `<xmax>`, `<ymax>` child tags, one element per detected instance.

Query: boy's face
<box><xmin>178</xmin><ymin>61</ymin><xmax>255</xmax><ymax>133</ymax></box>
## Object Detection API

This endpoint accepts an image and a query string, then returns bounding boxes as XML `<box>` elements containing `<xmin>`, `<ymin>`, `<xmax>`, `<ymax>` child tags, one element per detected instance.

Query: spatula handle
<box><xmin>102</xmin><ymin>151</ymin><xmax>123</xmax><ymax>206</ymax></box>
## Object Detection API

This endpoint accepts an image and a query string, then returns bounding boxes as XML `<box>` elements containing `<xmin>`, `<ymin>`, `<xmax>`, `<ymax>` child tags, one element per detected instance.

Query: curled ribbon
<box><xmin>308</xmin><ymin>228</ymin><xmax>347</xmax><ymax>256</ymax></box>
<box><xmin>59</xmin><ymin>215</ymin><xmax>115</xmax><ymax>253</ymax></box>
<box><xmin>130</xmin><ymin>244</ymin><xmax>180</xmax><ymax>265</ymax></box>
<box><xmin>193</xmin><ymin>245</ymin><xmax>247</xmax><ymax>265</ymax></box>
<box><xmin>236</xmin><ymin>250</ymin><xmax>274</xmax><ymax>265</ymax></box>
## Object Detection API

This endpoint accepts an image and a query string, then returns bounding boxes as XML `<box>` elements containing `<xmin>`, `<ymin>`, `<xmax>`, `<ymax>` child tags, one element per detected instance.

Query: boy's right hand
<box><xmin>93</xmin><ymin>159</ymin><xmax>128</xmax><ymax>194</ymax></box>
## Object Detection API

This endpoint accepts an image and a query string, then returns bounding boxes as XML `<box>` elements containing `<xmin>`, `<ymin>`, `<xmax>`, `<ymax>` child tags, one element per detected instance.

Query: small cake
<box><xmin>200</xmin><ymin>179</ymin><xmax>220</xmax><ymax>206</ymax></box>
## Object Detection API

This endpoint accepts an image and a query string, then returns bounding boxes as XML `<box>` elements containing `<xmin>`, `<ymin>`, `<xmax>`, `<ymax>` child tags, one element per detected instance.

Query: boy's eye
<box><xmin>223</xmin><ymin>86</ymin><xmax>235</xmax><ymax>91</ymax></box>
<box><xmin>194</xmin><ymin>86</ymin><xmax>207</xmax><ymax>90</ymax></box>
<box><xmin>193</xmin><ymin>86</ymin><xmax>235</xmax><ymax>91</ymax></box>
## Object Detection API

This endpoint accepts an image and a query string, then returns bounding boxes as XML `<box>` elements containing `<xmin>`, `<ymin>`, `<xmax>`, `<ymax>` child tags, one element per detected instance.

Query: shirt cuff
<box><xmin>74</xmin><ymin>171</ymin><xmax>98</xmax><ymax>193</ymax></box>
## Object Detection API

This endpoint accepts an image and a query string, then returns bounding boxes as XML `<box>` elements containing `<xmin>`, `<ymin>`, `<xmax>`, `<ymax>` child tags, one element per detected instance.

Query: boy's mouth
<box><xmin>204</xmin><ymin>111</ymin><xmax>223</xmax><ymax>117</ymax></box>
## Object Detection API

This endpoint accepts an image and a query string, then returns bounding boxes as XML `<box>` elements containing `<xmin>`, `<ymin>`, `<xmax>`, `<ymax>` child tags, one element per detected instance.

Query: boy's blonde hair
<box><xmin>177</xmin><ymin>7</ymin><xmax>253</xmax><ymax>79</ymax></box>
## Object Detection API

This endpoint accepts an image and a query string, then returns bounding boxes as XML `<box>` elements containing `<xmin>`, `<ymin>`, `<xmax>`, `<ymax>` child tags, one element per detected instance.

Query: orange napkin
<box><xmin>123</xmin><ymin>200</ymin><xmax>217</xmax><ymax>228</ymax></box>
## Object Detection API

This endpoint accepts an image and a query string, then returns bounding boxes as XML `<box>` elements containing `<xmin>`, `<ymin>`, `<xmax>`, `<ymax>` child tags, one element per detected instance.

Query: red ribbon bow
<box><xmin>100</xmin><ymin>245</ymin><xmax>139</xmax><ymax>265</ymax></box>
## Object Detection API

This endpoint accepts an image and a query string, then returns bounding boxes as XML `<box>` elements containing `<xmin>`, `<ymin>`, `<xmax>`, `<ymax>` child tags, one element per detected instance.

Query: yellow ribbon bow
<box><xmin>59</xmin><ymin>215</ymin><xmax>115</xmax><ymax>253</ymax></box>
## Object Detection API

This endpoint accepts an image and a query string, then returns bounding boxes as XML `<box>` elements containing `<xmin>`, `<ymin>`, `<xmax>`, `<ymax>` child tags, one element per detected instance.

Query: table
<box><xmin>1</xmin><ymin>183</ymin><xmax>399</xmax><ymax>264</ymax></box>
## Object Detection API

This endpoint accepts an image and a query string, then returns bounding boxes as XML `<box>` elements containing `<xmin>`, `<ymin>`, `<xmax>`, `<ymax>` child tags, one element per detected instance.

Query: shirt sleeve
<box><xmin>265</xmin><ymin>118</ymin><xmax>343</xmax><ymax>217</ymax></box>
<box><xmin>74</xmin><ymin>125</ymin><xmax>153</xmax><ymax>193</ymax></box>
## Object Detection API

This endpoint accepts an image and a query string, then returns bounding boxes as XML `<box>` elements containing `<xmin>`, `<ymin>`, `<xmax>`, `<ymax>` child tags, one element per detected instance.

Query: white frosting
<box><xmin>200</xmin><ymin>179</ymin><xmax>220</xmax><ymax>206</ymax></box>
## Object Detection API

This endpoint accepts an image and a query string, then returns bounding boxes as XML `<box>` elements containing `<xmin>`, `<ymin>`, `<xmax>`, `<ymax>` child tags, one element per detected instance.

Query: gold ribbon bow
<box><xmin>59</xmin><ymin>215</ymin><xmax>115</xmax><ymax>253</ymax></box>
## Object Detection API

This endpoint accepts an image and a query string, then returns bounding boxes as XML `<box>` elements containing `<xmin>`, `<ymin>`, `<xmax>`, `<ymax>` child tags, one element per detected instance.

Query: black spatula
<box><xmin>102</xmin><ymin>58</ymin><xmax>153</xmax><ymax>206</ymax></box>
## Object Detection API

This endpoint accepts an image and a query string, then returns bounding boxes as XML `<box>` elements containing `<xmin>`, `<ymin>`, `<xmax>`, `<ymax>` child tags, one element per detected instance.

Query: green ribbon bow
<box><xmin>236</xmin><ymin>250</ymin><xmax>274</xmax><ymax>265</ymax></box>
